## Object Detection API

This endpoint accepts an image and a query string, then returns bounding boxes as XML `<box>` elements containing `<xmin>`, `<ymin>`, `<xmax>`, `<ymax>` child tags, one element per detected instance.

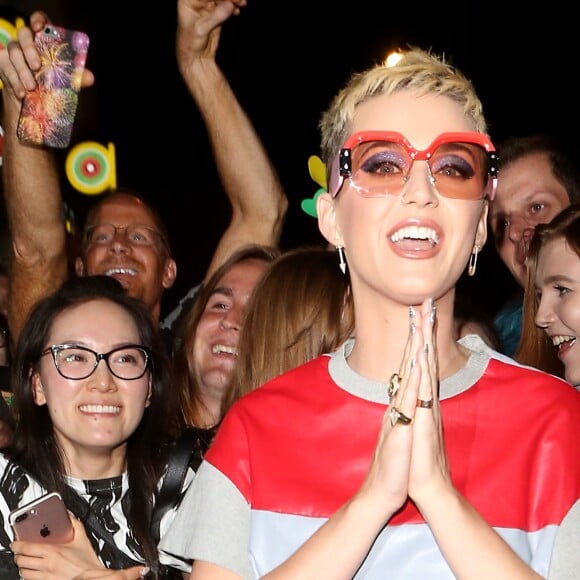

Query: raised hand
<box><xmin>0</xmin><ymin>11</ymin><xmax>94</xmax><ymax>102</ymax></box>
<box><xmin>176</xmin><ymin>0</ymin><xmax>247</xmax><ymax>76</ymax></box>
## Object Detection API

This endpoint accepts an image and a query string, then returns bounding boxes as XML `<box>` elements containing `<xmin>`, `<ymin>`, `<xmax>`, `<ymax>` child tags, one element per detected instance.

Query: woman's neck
<box><xmin>58</xmin><ymin>437</ymin><xmax>127</xmax><ymax>480</ymax></box>
<box><xmin>347</xmin><ymin>295</ymin><xmax>467</xmax><ymax>383</ymax></box>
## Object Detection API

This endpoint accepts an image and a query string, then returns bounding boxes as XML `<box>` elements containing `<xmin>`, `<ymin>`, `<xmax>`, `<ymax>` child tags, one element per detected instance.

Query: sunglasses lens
<box><xmin>428</xmin><ymin>141</ymin><xmax>490</xmax><ymax>199</ymax></box>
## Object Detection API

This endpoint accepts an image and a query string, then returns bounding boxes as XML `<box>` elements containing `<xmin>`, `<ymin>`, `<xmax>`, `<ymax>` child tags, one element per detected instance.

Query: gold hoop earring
<box><xmin>468</xmin><ymin>246</ymin><xmax>479</xmax><ymax>277</ymax></box>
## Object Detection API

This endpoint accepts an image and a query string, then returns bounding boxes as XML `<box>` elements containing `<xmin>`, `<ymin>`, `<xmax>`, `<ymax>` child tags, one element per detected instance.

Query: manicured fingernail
<box><xmin>410</xmin><ymin>357</ymin><xmax>416</xmax><ymax>369</ymax></box>
<box><xmin>409</xmin><ymin>305</ymin><xmax>416</xmax><ymax>319</ymax></box>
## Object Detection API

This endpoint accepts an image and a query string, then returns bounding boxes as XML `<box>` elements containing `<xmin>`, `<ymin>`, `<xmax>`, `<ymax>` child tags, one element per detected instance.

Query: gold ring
<box><xmin>387</xmin><ymin>373</ymin><xmax>402</xmax><ymax>399</ymax></box>
<box><xmin>416</xmin><ymin>399</ymin><xmax>433</xmax><ymax>409</ymax></box>
<box><xmin>389</xmin><ymin>406</ymin><xmax>413</xmax><ymax>426</ymax></box>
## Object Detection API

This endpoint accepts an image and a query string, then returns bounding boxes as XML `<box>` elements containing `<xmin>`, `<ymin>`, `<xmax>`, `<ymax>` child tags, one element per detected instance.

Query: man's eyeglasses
<box><xmin>83</xmin><ymin>224</ymin><xmax>168</xmax><ymax>250</ymax></box>
<box><xmin>40</xmin><ymin>344</ymin><xmax>150</xmax><ymax>380</ymax></box>
<box><xmin>329</xmin><ymin>131</ymin><xmax>498</xmax><ymax>201</ymax></box>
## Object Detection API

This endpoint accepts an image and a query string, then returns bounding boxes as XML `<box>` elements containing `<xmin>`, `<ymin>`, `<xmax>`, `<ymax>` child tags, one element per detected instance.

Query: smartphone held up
<box><xmin>17</xmin><ymin>24</ymin><xmax>90</xmax><ymax>149</ymax></box>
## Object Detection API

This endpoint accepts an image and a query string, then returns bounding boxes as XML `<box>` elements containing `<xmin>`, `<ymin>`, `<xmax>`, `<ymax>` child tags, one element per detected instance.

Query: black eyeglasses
<box><xmin>40</xmin><ymin>344</ymin><xmax>150</xmax><ymax>380</ymax></box>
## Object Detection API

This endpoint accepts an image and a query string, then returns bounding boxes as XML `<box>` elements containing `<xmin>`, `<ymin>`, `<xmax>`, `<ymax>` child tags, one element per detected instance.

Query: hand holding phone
<box><xmin>9</xmin><ymin>491</ymin><xmax>74</xmax><ymax>544</ymax></box>
<box><xmin>17</xmin><ymin>24</ymin><xmax>90</xmax><ymax>149</ymax></box>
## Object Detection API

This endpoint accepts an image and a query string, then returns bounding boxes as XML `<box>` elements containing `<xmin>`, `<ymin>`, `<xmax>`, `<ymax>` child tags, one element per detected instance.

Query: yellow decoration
<box><xmin>65</xmin><ymin>141</ymin><xmax>117</xmax><ymax>195</ymax></box>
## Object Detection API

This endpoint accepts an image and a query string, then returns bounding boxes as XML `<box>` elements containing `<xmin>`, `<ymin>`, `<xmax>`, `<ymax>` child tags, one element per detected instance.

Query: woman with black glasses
<box><xmin>0</xmin><ymin>275</ymin><xmax>189</xmax><ymax>579</ymax></box>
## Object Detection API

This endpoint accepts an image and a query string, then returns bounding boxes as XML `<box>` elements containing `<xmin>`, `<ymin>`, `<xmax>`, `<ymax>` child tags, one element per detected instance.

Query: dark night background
<box><xmin>1</xmin><ymin>1</ymin><xmax>578</xmax><ymax>320</ymax></box>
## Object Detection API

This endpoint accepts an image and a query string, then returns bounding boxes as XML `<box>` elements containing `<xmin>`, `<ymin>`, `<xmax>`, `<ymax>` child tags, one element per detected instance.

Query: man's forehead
<box><xmin>90</xmin><ymin>198</ymin><xmax>157</xmax><ymax>226</ymax></box>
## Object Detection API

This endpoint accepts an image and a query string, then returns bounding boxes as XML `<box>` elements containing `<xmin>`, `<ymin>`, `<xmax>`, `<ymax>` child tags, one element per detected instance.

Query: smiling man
<box><xmin>77</xmin><ymin>192</ymin><xmax>177</xmax><ymax>325</ymax></box>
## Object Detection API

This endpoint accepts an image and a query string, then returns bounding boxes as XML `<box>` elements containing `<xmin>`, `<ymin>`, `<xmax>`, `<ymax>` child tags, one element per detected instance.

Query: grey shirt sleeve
<box><xmin>548</xmin><ymin>498</ymin><xmax>580</xmax><ymax>579</ymax></box>
<box><xmin>158</xmin><ymin>461</ymin><xmax>254</xmax><ymax>579</ymax></box>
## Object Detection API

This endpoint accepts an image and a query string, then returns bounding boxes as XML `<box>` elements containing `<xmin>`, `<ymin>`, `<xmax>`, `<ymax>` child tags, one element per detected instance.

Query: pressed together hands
<box><xmin>359</xmin><ymin>297</ymin><xmax>451</xmax><ymax>520</ymax></box>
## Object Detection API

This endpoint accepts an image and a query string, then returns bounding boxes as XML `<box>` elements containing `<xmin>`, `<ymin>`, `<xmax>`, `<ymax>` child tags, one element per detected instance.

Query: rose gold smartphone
<box><xmin>17</xmin><ymin>24</ymin><xmax>90</xmax><ymax>148</ymax></box>
<box><xmin>9</xmin><ymin>492</ymin><xmax>73</xmax><ymax>544</ymax></box>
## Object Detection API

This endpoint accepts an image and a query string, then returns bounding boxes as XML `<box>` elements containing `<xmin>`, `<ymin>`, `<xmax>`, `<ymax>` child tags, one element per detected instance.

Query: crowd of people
<box><xmin>0</xmin><ymin>0</ymin><xmax>578</xmax><ymax>579</ymax></box>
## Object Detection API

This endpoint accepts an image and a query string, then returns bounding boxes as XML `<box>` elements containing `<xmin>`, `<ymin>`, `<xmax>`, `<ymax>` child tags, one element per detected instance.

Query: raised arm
<box><xmin>0</xmin><ymin>11</ymin><xmax>94</xmax><ymax>345</ymax></box>
<box><xmin>176</xmin><ymin>0</ymin><xmax>288</xmax><ymax>281</ymax></box>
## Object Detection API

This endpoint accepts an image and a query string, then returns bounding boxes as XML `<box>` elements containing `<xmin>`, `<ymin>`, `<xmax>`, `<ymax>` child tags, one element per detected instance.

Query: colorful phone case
<box><xmin>9</xmin><ymin>492</ymin><xmax>73</xmax><ymax>544</ymax></box>
<box><xmin>17</xmin><ymin>24</ymin><xmax>90</xmax><ymax>149</ymax></box>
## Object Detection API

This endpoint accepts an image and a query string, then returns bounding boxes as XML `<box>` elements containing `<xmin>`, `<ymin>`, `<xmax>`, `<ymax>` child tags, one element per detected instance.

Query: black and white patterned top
<box><xmin>0</xmin><ymin>453</ymin><xmax>194</xmax><ymax>578</ymax></box>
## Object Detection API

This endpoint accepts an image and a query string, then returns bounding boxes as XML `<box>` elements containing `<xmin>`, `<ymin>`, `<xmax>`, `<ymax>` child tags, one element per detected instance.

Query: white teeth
<box><xmin>391</xmin><ymin>226</ymin><xmax>439</xmax><ymax>246</ymax></box>
<box><xmin>79</xmin><ymin>404</ymin><xmax>120</xmax><ymax>414</ymax></box>
<box><xmin>105</xmin><ymin>268</ymin><xmax>136</xmax><ymax>276</ymax></box>
<box><xmin>212</xmin><ymin>344</ymin><xmax>238</xmax><ymax>356</ymax></box>
<box><xmin>552</xmin><ymin>335</ymin><xmax>576</xmax><ymax>347</ymax></box>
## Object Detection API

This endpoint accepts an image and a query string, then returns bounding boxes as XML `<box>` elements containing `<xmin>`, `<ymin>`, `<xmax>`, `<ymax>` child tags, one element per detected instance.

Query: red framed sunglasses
<box><xmin>329</xmin><ymin>131</ymin><xmax>498</xmax><ymax>201</ymax></box>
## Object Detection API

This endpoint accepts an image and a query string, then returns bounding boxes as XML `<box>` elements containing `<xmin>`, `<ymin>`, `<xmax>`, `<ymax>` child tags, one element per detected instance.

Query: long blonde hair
<box><xmin>223</xmin><ymin>245</ymin><xmax>354</xmax><ymax>414</ymax></box>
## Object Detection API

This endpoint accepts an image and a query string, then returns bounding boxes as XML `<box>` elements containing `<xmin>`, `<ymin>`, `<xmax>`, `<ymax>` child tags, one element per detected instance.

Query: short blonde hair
<box><xmin>318</xmin><ymin>47</ymin><xmax>488</xmax><ymax>175</ymax></box>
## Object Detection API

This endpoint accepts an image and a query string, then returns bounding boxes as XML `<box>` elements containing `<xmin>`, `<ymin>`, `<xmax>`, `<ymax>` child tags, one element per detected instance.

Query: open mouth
<box><xmin>104</xmin><ymin>267</ymin><xmax>137</xmax><ymax>277</ymax></box>
<box><xmin>212</xmin><ymin>344</ymin><xmax>238</xmax><ymax>356</ymax></box>
<box><xmin>79</xmin><ymin>404</ymin><xmax>120</xmax><ymax>414</ymax></box>
<box><xmin>391</xmin><ymin>225</ymin><xmax>439</xmax><ymax>250</ymax></box>
<box><xmin>552</xmin><ymin>334</ymin><xmax>576</xmax><ymax>359</ymax></box>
